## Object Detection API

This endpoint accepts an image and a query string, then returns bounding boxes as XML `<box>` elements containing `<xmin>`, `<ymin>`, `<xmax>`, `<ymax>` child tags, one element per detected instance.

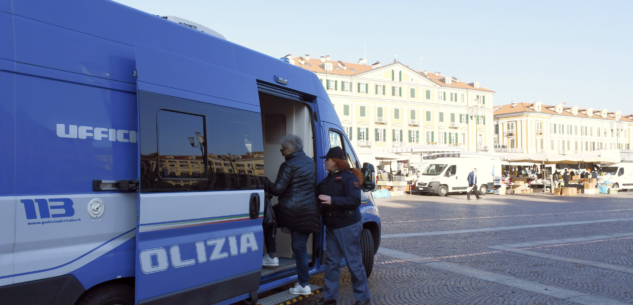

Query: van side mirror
<box><xmin>361</xmin><ymin>162</ymin><xmax>376</xmax><ymax>192</ymax></box>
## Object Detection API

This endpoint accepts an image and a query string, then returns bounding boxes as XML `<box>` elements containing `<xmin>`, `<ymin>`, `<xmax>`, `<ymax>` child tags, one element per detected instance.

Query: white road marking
<box><xmin>490</xmin><ymin>232</ymin><xmax>633</xmax><ymax>275</ymax></box>
<box><xmin>381</xmin><ymin>218</ymin><xmax>633</xmax><ymax>239</ymax></box>
<box><xmin>378</xmin><ymin>247</ymin><xmax>628</xmax><ymax>305</ymax></box>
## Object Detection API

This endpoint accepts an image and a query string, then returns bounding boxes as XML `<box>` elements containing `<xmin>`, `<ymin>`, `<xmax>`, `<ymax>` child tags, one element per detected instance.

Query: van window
<box><xmin>446</xmin><ymin>165</ymin><xmax>456</xmax><ymax>176</ymax></box>
<box><xmin>343</xmin><ymin>138</ymin><xmax>359</xmax><ymax>169</ymax></box>
<box><xmin>328</xmin><ymin>130</ymin><xmax>358</xmax><ymax>169</ymax></box>
<box><xmin>618</xmin><ymin>168</ymin><xmax>624</xmax><ymax>176</ymax></box>
<box><xmin>139</xmin><ymin>91</ymin><xmax>265</xmax><ymax>192</ymax></box>
<box><xmin>423</xmin><ymin>164</ymin><xmax>447</xmax><ymax>176</ymax></box>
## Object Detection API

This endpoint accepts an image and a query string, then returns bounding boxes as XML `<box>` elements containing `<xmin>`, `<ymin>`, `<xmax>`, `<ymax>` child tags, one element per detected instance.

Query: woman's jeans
<box><xmin>291</xmin><ymin>231</ymin><xmax>311</xmax><ymax>286</ymax></box>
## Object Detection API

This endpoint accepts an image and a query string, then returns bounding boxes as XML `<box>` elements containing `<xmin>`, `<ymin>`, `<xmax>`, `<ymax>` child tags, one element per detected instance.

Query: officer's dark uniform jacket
<box><xmin>317</xmin><ymin>169</ymin><xmax>362</xmax><ymax>230</ymax></box>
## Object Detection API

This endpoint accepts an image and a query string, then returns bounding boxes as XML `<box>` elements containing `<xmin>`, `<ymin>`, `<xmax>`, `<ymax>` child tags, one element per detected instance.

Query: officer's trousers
<box><xmin>323</xmin><ymin>221</ymin><xmax>370</xmax><ymax>301</ymax></box>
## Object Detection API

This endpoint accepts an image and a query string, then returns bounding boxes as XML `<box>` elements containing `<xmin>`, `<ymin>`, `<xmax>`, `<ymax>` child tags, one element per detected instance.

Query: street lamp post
<box><xmin>468</xmin><ymin>98</ymin><xmax>485</xmax><ymax>153</ymax></box>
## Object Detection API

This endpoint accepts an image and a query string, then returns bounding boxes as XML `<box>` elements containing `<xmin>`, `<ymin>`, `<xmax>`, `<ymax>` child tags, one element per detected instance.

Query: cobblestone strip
<box><xmin>382</xmin><ymin>217</ymin><xmax>633</xmax><ymax>239</ymax></box>
<box><xmin>378</xmin><ymin>247</ymin><xmax>629</xmax><ymax>305</ymax></box>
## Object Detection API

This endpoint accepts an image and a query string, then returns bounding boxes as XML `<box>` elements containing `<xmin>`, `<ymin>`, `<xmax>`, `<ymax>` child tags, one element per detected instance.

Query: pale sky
<box><xmin>114</xmin><ymin>0</ymin><xmax>633</xmax><ymax>114</ymax></box>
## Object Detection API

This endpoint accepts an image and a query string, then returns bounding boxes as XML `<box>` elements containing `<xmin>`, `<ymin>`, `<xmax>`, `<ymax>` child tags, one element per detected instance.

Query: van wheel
<box><xmin>76</xmin><ymin>282</ymin><xmax>134</xmax><ymax>305</ymax></box>
<box><xmin>479</xmin><ymin>184</ymin><xmax>488</xmax><ymax>195</ymax></box>
<box><xmin>438</xmin><ymin>185</ymin><xmax>448</xmax><ymax>197</ymax></box>
<box><xmin>360</xmin><ymin>228</ymin><xmax>374</xmax><ymax>278</ymax></box>
<box><xmin>613</xmin><ymin>183</ymin><xmax>620</xmax><ymax>189</ymax></box>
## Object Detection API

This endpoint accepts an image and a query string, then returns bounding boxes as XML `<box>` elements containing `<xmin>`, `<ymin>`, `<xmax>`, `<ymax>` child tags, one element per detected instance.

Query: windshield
<box><xmin>423</xmin><ymin>164</ymin><xmax>448</xmax><ymax>176</ymax></box>
<box><xmin>600</xmin><ymin>167</ymin><xmax>619</xmax><ymax>175</ymax></box>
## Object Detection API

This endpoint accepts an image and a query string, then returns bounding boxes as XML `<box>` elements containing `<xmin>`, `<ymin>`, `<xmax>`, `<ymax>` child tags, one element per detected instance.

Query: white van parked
<box><xmin>598</xmin><ymin>162</ymin><xmax>633</xmax><ymax>190</ymax></box>
<box><xmin>415</xmin><ymin>154</ymin><xmax>501</xmax><ymax>196</ymax></box>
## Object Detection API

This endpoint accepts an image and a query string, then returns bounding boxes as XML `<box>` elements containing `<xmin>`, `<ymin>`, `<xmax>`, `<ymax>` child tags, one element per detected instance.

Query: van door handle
<box><xmin>249</xmin><ymin>193</ymin><xmax>260</xmax><ymax>220</ymax></box>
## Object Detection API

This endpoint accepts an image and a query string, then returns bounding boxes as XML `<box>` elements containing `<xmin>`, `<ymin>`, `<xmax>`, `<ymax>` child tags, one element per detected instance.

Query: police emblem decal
<box><xmin>354</xmin><ymin>182</ymin><xmax>360</xmax><ymax>188</ymax></box>
<box><xmin>87</xmin><ymin>198</ymin><xmax>105</xmax><ymax>218</ymax></box>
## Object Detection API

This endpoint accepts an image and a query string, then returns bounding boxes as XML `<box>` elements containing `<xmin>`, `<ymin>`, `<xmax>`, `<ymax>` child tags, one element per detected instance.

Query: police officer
<box><xmin>315</xmin><ymin>147</ymin><xmax>370</xmax><ymax>305</ymax></box>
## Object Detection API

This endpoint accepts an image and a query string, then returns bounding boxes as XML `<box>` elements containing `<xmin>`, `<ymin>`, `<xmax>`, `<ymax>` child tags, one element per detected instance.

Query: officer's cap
<box><xmin>320</xmin><ymin>146</ymin><xmax>345</xmax><ymax>160</ymax></box>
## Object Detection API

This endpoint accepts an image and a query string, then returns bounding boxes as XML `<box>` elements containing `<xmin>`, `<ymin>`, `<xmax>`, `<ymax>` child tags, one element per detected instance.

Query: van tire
<box><xmin>360</xmin><ymin>228</ymin><xmax>375</xmax><ymax>278</ymax></box>
<box><xmin>438</xmin><ymin>185</ymin><xmax>448</xmax><ymax>197</ymax></box>
<box><xmin>613</xmin><ymin>183</ymin><xmax>619</xmax><ymax>189</ymax></box>
<box><xmin>76</xmin><ymin>282</ymin><xmax>134</xmax><ymax>305</ymax></box>
<box><xmin>479</xmin><ymin>184</ymin><xmax>488</xmax><ymax>195</ymax></box>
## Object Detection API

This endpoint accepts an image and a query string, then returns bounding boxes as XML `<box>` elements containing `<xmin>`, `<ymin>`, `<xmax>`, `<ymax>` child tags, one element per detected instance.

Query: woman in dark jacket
<box><xmin>314</xmin><ymin>147</ymin><xmax>371</xmax><ymax>305</ymax></box>
<box><xmin>264</xmin><ymin>134</ymin><xmax>319</xmax><ymax>296</ymax></box>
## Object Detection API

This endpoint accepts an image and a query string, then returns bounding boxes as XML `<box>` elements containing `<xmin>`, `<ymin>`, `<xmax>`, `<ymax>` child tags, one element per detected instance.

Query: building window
<box><xmin>426</xmin><ymin>131</ymin><xmax>434</xmax><ymax>144</ymax></box>
<box><xmin>438</xmin><ymin>91</ymin><xmax>444</xmax><ymax>101</ymax></box>
<box><xmin>426</xmin><ymin>111</ymin><xmax>432</xmax><ymax>122</ymax></box>
<box><xmin>343</xmin><ymin>105</ymin><xmax>350</xmax><ymax>116</ymax></box>
<box><xmin>360</xmin><ymin>106</ymin><xmax>366</xmax><ymax>117</ymax></box>
<box><xmin>357</xmin><ymin>127</ymin><xmax>368</xmax><ymax>141</ymax></box>
<box><xmin>377</xmin><ymin>107</ymin><xmax>383</xmax><ymax>118</ymax></box>
<box><xmin>439</xmin><ymin>112</ymin><xmax>444</xmax><ymax>123</ymax></box>
<box><xmin>399</xmin><ymin>87</ymin><xmax>402</xmax><ymax>97</ymax></box>
<box><xmin>426</xmin><ymin>90</ymin><xmax>431</xmax><ymax>100</ymax></box>
<box><xmin>394</xmin><ymin>108</ymin><xmax>400</xmax><ymax>120</ymax></box>
<box><xmin>375</xmin><ymin>128</ymin><xmax>386</xmax><ymax>142</ymax></box>
<box><xmin>344</xmin><ymin>126</ymin><xmax>352</xmax><ymax>139</ymax></box>
<box><xmin>461</xmin><ymin>94</ymin><xmax>465</xmax><ymax>102</ymax></box>
<box><xmin>341</xmin><ymin>81</ymin><xmax>351</xmax><ymax>92</ymax></box>
<box><xmin>326</xmin><ymin>80</ymin><xmax>334</xmax><ymax>90</ymax></box>
<box><xmin>451</xmin><ymin>113</ymin><xmax>455</xmax><ymax>123</ymax></box>
<box><xmin>408</xmin><ymin>130</ymin><xmax>419</xmax><ymax>143</ymax></box>
<box><xmin>411</xmin><ymin>110</ymin><xmax>416</xmax><ymax>120</ymax></box>
<box><xmin>410</xmin><ymin>88</ymin><xmax>415</xmax><ymax>98</ymax></box>
<box><xmin>358</xmin><ymin>82</ymin><xmax>367</xmax><ymax>93</ymax></box>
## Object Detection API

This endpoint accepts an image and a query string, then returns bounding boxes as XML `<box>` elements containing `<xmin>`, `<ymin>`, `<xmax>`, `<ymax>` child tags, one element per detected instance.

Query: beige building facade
<box><xmin>494</xmin><ymin>102</ymin><xmax>633</xmax><ymax>155</ymax></box>
<box><xmin>288</xmin><ymin>54</ymin><xmax>496</xmax><ymax>165</ymax></box>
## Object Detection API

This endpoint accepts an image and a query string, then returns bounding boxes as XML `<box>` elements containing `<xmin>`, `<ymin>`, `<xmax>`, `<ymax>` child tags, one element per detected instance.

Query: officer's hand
<box><xmin>319</xmin><ymin>195</ymin><xmax>332</xmax><ymax>205</ymax></box>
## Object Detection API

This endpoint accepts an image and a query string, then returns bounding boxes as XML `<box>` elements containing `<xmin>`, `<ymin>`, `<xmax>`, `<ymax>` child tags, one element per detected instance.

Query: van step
<box><xmin>257</xmin><ymin>285</ymin><xmax>322</xmax><ymax>305</ymax></box>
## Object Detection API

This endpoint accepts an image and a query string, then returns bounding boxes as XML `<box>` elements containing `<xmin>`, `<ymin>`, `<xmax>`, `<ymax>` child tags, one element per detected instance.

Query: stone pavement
<box><xmin>295</xmin><ymin>192</ymin><xmax>633</xmax><ymax>304</ymax></box>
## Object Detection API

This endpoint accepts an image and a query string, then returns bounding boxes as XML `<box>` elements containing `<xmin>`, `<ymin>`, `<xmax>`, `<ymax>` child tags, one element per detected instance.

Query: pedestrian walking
<box><xmin>315</xmin><ymin>147</ymin><xmax>371</xmax><ymax>305</ymax></box>
<box><xmin>563</xmin><ymin>169</ymin><xmax>570</xmax><ymax>187</ymax></box>
<box><xmin>467</xmin><ymin>168</ymin><xmax>480</xmax><ymax>200</ymax></box>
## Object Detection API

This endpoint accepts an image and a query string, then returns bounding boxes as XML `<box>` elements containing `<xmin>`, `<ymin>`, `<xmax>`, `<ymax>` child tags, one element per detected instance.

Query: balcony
<box><xmin>504</xmin><ymin>130</ymin><xmax>515</xmax><ymax>137</ymax></box>
<box><xmin>408</xmin><ymin>119</ymin><xmax>420</xmax><ymax>126</ymax></box>
<box><xmin>449</xmin><ymin>122</ymin><xmax>459</xmax><ymax>129</ymax></box>
<box><xmin>536</xmin><ymin>128</ymin><xmax>544</xmax><ymax>135</ymax></box>
<box><xmin>375</xmin><ymin>117</ymin><xmax>389</xmax><ymax>124</ymax></box>
<box><xmin>392</xmin><ymin>141</ymin><xmax>405</xmax><ymax>148</ymax></box>
<box><xmin>357</xmin><ymin>140</ymin><xmax>372</xmax><ymax>147</ymax></box>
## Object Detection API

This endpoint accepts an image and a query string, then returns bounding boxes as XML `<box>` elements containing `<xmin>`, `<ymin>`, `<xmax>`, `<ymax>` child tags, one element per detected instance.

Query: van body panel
<box><xmin>0</xmin><ymin>12</ymin><xmax>14</xmax><ymax>61</ymax></box>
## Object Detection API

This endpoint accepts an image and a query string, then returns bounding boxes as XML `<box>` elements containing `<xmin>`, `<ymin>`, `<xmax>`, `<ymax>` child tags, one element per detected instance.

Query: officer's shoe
<box><xmin>262</xmin><ymin>254</ymin><xmax>279</xmax><ymax>267</ymax></box>
<box><xmin>289</xmin><ymin>283</ymin><xmax>311</xmax><ymax>295</ymax></box>
<box><xmin>354</xmin><ymin>299</ymin><xmax>370</xmax><ymax>305</ymax></box>
<box><xmin>315</xmin><ymin>298</ymin><xmax>337</xmax><ymax>305</ymax></box>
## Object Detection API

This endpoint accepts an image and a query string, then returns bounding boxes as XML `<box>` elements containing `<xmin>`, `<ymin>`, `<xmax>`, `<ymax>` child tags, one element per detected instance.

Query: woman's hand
<box><xmin>319</xmin><ymin>195</ymin><xmax>332</xmax><ymax>205</ymax></box>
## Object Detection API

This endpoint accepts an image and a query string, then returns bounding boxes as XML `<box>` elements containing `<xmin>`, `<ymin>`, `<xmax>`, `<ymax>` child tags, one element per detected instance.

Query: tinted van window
<box><xmin>140</xmin><ymin>91</ymin><xmax>265</xmax><ymax>192</ymax></box>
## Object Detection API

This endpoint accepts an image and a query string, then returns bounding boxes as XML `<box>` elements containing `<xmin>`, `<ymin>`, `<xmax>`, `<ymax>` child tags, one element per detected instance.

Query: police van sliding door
<box><xmin>135</xmin><ymin>45</ymin><xmax>264</xmax><ymax>305</ymax></box>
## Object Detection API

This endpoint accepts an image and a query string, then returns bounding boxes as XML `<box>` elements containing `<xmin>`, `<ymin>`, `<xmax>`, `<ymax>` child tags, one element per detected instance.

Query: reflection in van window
<box><xmin>600</xmin><ymin>167</ymin><xmax>618</xmax><ymax>175</ymax></box>
<box><xmin>157</xmin><ymin>110</ymin><xmax>206</xmax><ymax>179</ymax></box>
<box><xmin>329</xmin><ymin>131</ymin><xmax>343</xmax><ymax>149</ymax></box>
<box><xmin>139</xmin><ymin>90</ymin><xmax>265</xmax><ymax>193</ymax></box>
<box><xmin>423</xmin><ymin>164</ymin><xmax>448</xmax><ymax>176</ymax></box>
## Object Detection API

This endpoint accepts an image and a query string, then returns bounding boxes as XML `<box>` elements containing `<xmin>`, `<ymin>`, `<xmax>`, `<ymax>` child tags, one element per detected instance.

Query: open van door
<box><xmin>134</xmin><ymin>45</ymin><xmax>264</xmax><ymax>304</ymax></box>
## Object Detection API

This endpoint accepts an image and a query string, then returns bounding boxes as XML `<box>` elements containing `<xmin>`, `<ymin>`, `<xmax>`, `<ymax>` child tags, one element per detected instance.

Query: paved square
<box><xmin>295</xmin><ymin>192</ymin><xmax>633</xmax><ymax>304</ymax></box>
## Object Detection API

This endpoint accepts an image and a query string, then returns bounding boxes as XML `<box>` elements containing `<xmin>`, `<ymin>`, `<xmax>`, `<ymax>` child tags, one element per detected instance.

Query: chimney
<box><xmin>511</xmin><ymin>101</ymin><xmax>518</xmax><ymax>108</ymax></box>
<box><xmin>358</xmin><ymin>58</ymin><xmax>364</xmax><ymax>64</ymax></box>
<box><xmin>371</xmin><ymin>61</ymin><xmax>381</xmax><ymax>69</ymax></box>
<box><xmin>444</xmin><ymin>77</ymin><xmax>451</xmax><ymax>85</ymax></box>
<box><xmin>434</xmin><ymin>72</ymin><xmax>440</xmax><ymax>76</ymax></box>
<box><xmin>452</xmin><ymin>77</ymin><xmax>459</xmax><ymax>83</ymax></box>
<box><xmin>320</xmin><ymin>56</ymin><xmax>325</xmax><ymax>63</ymax></box>
<box><xmin>470</xmin><ymin>81</ymin><xmax>480</xmax><ymax>89</ymax></box>
<box><xmin>298</xmin><ymin>57</ymin><xmax>305</xmax><ymax>65</ymax></box>
<box><xmin>325</xmin><ymin>55</ymin><xmax>330</xmax><ymax>61</ymax></box>
<box><xmin>284</xmin><ymin>54</ymin><xmax>292</xmax><ymax>59</ymax></box>
<box><xmin>337</xmin><ymin>61</ymin><xmax>346</xmax><ymax>70</ymax></box>
<box><xmin>423</xmin><ymin>70</ymin><xmax>428</xmax><ymax>75</ymax></box>
<box><xmin>305</xmin><ymin>54</ymin><xmax>310</xmax><ymax>61</ymax></box>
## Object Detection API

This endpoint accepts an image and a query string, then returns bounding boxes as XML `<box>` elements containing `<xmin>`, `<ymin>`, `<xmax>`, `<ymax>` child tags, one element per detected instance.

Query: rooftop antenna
<box><xmin>420</xmin><ymin>57</ymin><xmax>423</xmax><ymax>71</ymax></box>
<box><xmin>364</xmin><ymin>42</ymin><xmax>367</xmax><ymax>63</ymax></box>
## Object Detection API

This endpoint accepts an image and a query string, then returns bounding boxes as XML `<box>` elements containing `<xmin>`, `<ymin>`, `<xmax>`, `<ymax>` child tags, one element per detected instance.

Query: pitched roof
<box><xmin>494</xmin><ymin>102</ymin><xmax>633</xmax><ymax>122</ymax></box>
<box><xmin>420</xmin><ymin>71</ymin><xmax>495</xmax><ymax>93</ymax></box>
<box><xmin>288</xmin><ymin>56</ymin><xmax>494</xmax><ymax>92</ymax></box>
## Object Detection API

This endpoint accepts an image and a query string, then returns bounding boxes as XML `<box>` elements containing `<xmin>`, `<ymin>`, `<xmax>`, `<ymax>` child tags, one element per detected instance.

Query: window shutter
<box><xmin>375</xmin><ymin>84</ymin><xmax>378</xmax><ymax>94</ymax></box>
<box><xmin>382</xmin><ymin>85</ymin><xmax>385</xmax><ymax>95</ymax></box>
<box><xmin>349</xmin><ymin>128</ymin><xmax>353</xmax><ymax>140</ymax></box>
<box><xmin>392</xmin><ymin>70</ymin><xmax>394</xmax><ymax>81</ymax></box>
<box><xmin>408</xmin><ymin>130</ymin><xmax>412</xmax><ymax>142</ymax></box>
<box><xmin>357</xmin><ymin>128</ymin><xmax>361</xmax><ymax>140</ymax></box>
<box><xmin>399</xmin><ymin>87</ymin><xmax>402</xmax><ymax>97</ymax></box>
<box><xmin>483</xmin><ymin>96</ymin><xmax>486</xmax><ymax>104</ymax></box>
<box><xmin>400</xmin><ymin>130</ymin><xmax>403</xmax><ymax>142</ymax></box>
<box><xmin>460</xmin><ymin>114</ymin><xmax>463</xmax><ymax>123</ymax></box>
<box><xmin>455</xmin><ymin>133</ymin><xmax>458</xmax><ymax>144</ymax></box>
<box><xmin>444</xmin><ymin>132</ymin><xmax>447</xmax><ymax>144</ymax></box>
<box><xmin>443</xmin><ymin>92</ymin><xmax>446</xmax><ymax>100</ymax></box>
<box><xmin>416</xmin><ymin>131</ymin><xmax>419</xmax><ymax>143</ymax></box>
<box><xmin>399</xmin><ymin>71</ymin><xmax>402</xmax><ymax>82</ymax></box>
<box><xmin>366</xmin><ymin>128</ymin><xmax>369</xmax><ymax>140</ymax></box>
<box><xmin>392</xmin><ymin>129</ymin><xmax>395</xmax><ymax>141</ymax></box>
<box><xmin>335</xmin><ymin>80</ymin><xmax>338</xmax><ymax>90</ymax></box>
<box><xmin>392</xmin><ymin>86</ymin><xmax>395</xmax><ymax>96</ymax></box>
<box><xmin>375</xmin><ymin>129</ymin><xmax>379</xmax><ymax>141</ymax></box>
<box><xmin>357</xmin><ymin>82</ymin><xmax>360</xmax><ymax>93</ymax></box>
<box><xmin>432</xmin><ymin>131</ymin><xmax>434</xmax><ymax>142</ymax></box>
<box><xmin>483</xmin><ymin>117</ymin><xmax>486</xmax><ymax>125</ymax></box>
<box><xmin>466</xmin><ymin>115</ymin><xmax>469</xmax><ymax>124</ymax></box>
<box><xmin>426</xmin><ymin>90</ymin><xmax>430</xmax><ymax>99</ymax></box>
<box><xmin>383</xmin><ymin>129</ymin><xmax>386</xmax><ymax>141</ymax></box>
<box><xmin>365</xmin><ymin>83</ymin><xmax>368</xmax><ymax>93</ymax></box>
<box><xmin>411</xmin><ymin>110</ymin><xmax>415</xmax><ymax>120</ymax></box>
<box><xmin>378</xmin><ymin>107</ymin><xmax>382</xmax><ymax>117</ymax></box>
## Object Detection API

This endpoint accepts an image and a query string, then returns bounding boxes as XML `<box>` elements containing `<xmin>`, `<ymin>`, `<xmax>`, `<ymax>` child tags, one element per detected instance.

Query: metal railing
<box><xmin>504</xmin><ymin>130</ymin><xmax>515</xmax><ymax>137</ymax></box>
<box><xmin>449</xmin><ymin>122</ymin><xmax>459</xmax><ymax>128</ymax></box>
<box><xmin>409</xmin><ymin>119</ymin><xmax>420</xmax><ymax>126</ymax></box>
<box><xmin>536</xmin><ymin>128</ymin><xmax>543</xmax><ymax>135</ymax></box>
<box><xmin>375</xmin><ymin>117</ymin><xmax>389</xmax><ymax>124</ymax></box>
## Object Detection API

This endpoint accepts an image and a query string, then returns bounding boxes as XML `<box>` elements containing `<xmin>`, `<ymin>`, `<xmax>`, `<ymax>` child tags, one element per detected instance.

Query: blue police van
<box><xmin>0</xmin><ymin>0</ymin><xmax>381</xmax><ymax>304</ymax></box>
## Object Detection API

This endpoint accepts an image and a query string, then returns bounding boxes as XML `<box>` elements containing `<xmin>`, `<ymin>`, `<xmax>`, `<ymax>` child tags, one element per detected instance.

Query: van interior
<box><xmin>259</xmin><ymin>92</ymin><xmax>316</xmax><ymax>279</ymax></box>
